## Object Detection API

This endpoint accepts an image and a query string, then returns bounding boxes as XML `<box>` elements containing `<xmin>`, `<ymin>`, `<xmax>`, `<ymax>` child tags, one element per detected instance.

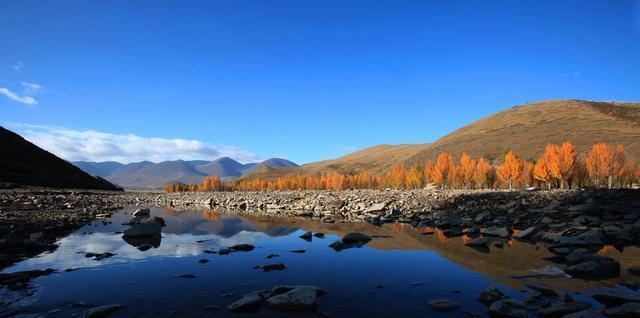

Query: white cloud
<box><xmin>13</xmin><ymin>61</ymin><xmax>23</xmax><ymax>71</ymax></box>
<box><xmin>0</xmin><ymin>87</ymin><xmax>37</xmax><ymax>105</ymax></box>
<box><xmin>6</xmin><ymin>123</ymin><xmax>261</xmax><ymax>164</ymax></box>
<box><xmin>21</xmin><ymin>81</ymin><xmax>43</xmax><ymax>94</ymax></box>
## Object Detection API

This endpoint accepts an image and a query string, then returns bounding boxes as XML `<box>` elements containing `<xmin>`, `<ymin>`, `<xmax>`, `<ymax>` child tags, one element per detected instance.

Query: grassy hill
<box><xmin>242</xmin><ymin>100</ymin><xmax>640</xmax><ymax>180</ymax></box>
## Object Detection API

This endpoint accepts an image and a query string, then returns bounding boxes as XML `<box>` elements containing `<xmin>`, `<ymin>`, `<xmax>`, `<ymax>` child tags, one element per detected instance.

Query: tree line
<box><xmin>165</xmin><ymin>142</ymin><xmax>640</xmax><ymax>192</ymax></box>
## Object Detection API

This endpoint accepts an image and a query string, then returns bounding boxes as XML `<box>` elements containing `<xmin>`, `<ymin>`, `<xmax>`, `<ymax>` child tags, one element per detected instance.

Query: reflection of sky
<box><xmin>3</xmin><ymin>206</ymin><xmax>272</xmax><ymax>272</ymax></box>
<box><xmin>6</xmin><ymin>231</ymin><xmax>268</xmax><ymax>272</ymax></box>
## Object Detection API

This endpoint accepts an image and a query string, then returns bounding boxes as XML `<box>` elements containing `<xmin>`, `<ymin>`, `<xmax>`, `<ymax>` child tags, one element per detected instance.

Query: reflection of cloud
<box><xmin>3</xmin><ymin>231</ymin><xmax>268</xmax><ymax>272</ymax></box>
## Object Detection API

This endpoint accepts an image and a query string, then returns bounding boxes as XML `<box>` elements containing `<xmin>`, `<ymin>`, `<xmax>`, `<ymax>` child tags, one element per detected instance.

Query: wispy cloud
<box><xmin>0</xmin><ymin>87</ymin><xmax>37</xmax><ymax>105</ymax></box>
<box><xmin>5</xmin><ymin>123</ymin><xmax>261</xmax><ymax>164</ymax></box>
<box><xmin>13</xmin><ymin>61</ymin><xmax>24</xmax><ymax>71</ymax></box>
<box><xmin>21</xmin><ymin>81</ymin><xmax>43</xmax><ymax>94</ymax></box>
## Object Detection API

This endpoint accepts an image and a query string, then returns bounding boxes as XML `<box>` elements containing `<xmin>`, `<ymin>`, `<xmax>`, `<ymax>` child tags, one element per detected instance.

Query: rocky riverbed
<box><xmin>1</xmin><ymin>188</ymin><xmax>640</xmax><ymax>318</ymax></box>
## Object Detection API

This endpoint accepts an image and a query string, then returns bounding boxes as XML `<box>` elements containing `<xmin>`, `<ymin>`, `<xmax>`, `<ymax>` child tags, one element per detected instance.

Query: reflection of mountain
<box><xmin>235</xmin><ymin>214</ymin><xmax>640</xmax><ymax>292</ymax></box>
<box><xmin>158</xmin><ymin>208</ymin><xmax>297</xmax><ymax>238</ymax></box>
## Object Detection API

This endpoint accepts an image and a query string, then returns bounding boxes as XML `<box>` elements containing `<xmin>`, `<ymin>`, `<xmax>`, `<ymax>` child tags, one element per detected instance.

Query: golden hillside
<box><xmin>243</xmin><ymin>100</ymin><xmax>640</xmax><ymax>180</ymax></box>
<box><xmin>406</xmin><ymin>99</ymin><xmax>640</xmax><ymax>164</ymax></box>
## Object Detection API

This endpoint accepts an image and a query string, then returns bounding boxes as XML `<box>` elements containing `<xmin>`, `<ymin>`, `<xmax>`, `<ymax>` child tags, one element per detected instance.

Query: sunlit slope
<box><xmin>406</xmin><ymin>100</ymin><xmax>640</xmax><ymax>164</ymax></box>
<box><xmin>242</xmin><ymin>100</ymin><xmax>640</xmax><ymax>180</ymax></box>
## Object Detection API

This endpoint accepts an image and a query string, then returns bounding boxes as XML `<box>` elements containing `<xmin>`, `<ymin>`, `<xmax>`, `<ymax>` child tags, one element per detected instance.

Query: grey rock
<box><xmin>123</xmin><ymin>218</ymin><xmax>161</xmax><ymax>237</ymax></box>
<box><xmin>561</xmin><ymin>309</ymin><xmax>606</xmax><ymax>318</ymax></box>
<box><xmin>537</xmin><ymin>301</ymin><xmax>591</xmax><ymax>318</ymax></box>
<box><xmin>429</xmin><ymin>299</ymin><xmax>460</xmax><ymax>312</ymax></box>
<box><xmin>488</xmin><ymin>299</ymin><xmax>528</xmax><ymax>318</ymax></box>
<box><xmin>565</xmin><ymin>259</ymin><xmax>620</xmax><ymax>279</ymax></box>
<box><xmin>513</xmin><ymin>227</ymin><xmax>536</xmax><ymax>240</ymax></box>
<box><xmin>229</xmin><ymin>290</ymin><xmax>266</xmax><ymax>312</ymax></box>
<box><xmin>266</xmin><ymin>286</ymin><xmax>318</xmax><ymax>310</ymax></box>
<box><xmin>484</xmin><ymin>227</ymin><xmax>510</xmax><ymax>238</ymax></box>
<box><xmin>478</xmin><ymin>287</ymin><xmax>507</xmax><ymax>306</ymax></box>
<box><xmin>82</xmin><ymin>304</ymin><xmax>121</xmax><ymax>318</ymax></box>
<box><xmin>603</xmin><ymin>302</ymin><xmax>640</xmax><ymax>318</ymax></box>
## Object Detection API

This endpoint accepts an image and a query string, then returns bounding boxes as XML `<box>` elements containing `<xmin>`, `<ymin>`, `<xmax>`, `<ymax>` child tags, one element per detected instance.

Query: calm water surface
<box><xmin>2</xmin><ymin>206</ymin><xmax>640</xmax><ymax>317</ymax></box>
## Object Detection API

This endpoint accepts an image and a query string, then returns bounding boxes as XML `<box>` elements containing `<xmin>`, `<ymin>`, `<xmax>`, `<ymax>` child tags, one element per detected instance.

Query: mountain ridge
<box><xmin>72</xmin><ymin>157</ymin><xmax>298</xmax><ymax>189</ymax></box>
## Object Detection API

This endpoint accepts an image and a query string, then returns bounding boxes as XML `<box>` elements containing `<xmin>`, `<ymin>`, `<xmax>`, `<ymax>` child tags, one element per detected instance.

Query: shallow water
<box><xmin>2</xmin><ymin>206</ymin><xmax>640</xmax><ymax>317</ymax></box>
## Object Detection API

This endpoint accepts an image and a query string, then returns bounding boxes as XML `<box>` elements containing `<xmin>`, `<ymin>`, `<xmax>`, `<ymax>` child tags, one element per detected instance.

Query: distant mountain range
<box><xmin>0</xmin><ymin>127</ymin><xmax>122</xmax><ymax>191</ymax></box>
<box><xmin>241</xmin><ymin>100</ymin><xmax>640</xmax><ymax>181</ymax></box>
<box><xmin>72</xmin><ymin>157</ymin><xmax>298</xmax><ymax>189</ymax></box>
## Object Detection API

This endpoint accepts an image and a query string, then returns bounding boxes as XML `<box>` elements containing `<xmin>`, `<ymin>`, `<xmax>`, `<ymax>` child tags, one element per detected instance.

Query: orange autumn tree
<box><xmin>521</xmin><ymin>160</ymin><xmax>535</xmax><ymax>188</ymax></box>
<box><xmin>422</xmin><ymin>160</ymin><xmax>434</xmax><ymax>185</ymax></box>
<box><xmin>432</xmin><ymin>152</ymin><xmax>453</xmax><ymax>189</ymax></box>
<box><xmin>533</xmin><ymin>157</ymin><xmax>551</xmax><ymax>189</ymax></box>
<box><xmin>497</xmin><ymin>150</ymin><xmax>522</xmax><ymax>190</ymax></box>
<box><xmin>585</xmin><ymin>143</ymin><xmax>628</xmax><ymax>188</ymax></box>
<box><xmin>200</xmin><ymin>176</ymin><xmax>222</xmax><ymax>191</ymax></box>
<box><xmin>459</xmin><ymin>152</ymin><xmax>476</xmax><ymax>189</ymax></box>
<box><xmin>406</xmin><ymin>162</ymin><xmax>424</xmax><ymax>189</ymax></box>
<box><xmin>543</xmin><ymin>142</ymin><xmax>577</xmax><ymax>189</ymax></box>
<box><xmin>386</xmin><ymin>163</ymin><xmax>407</xmax><ymax>188</ymax></box>
<box><xmin>473</xmin><ymin>157</ymin><xmax>493</xmax><ymax>189</ymax></box>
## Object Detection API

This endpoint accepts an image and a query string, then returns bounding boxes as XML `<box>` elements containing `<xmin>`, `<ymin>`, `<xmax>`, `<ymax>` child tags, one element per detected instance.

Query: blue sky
<box><xmin>1</xmin><ymin>0</ymin><xmax>640</xmax><ymax>164</ymax></box>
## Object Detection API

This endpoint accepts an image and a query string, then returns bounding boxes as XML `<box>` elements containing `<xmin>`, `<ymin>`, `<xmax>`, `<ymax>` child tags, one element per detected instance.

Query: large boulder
<box><xmin>266</xmin><ymin>286</ymin><xmax>320</xmax><ymax>310</ymax></box>
<box><xmin>123</xmin><ymin>218</ymin><xmax>162</xmax><ymax>237</ymax></box>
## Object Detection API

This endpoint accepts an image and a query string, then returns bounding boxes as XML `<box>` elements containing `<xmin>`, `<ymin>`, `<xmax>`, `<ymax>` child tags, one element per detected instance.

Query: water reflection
<box><xmin>2</xmin><ymin>206</ymin><xmax>640</xmax><ymax>317</ymax></box>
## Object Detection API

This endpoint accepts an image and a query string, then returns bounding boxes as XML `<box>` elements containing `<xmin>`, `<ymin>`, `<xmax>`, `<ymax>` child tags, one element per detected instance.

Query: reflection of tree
<box><xmin>435</xmin><ymin>228</ymin><xmax>449</xmax><ymax>244</ymax></box>
<box><xmin>598</xmin><ymin>245</ymin><xmax>615</xmax><ymax>255</ymax></box>
<box><xmin>202</xmin><ymin>210</ymin><xmax>221</xmax><ymax>221</ymax></box>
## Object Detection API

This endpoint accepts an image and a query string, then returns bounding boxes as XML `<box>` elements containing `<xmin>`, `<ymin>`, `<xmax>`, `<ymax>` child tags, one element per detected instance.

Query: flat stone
<box><xmin>592</xmin><ymin>292</ymin><xmax>640</xmax><ymax>306</ymax></box>
<box><xmin>230</xmin><ymin>244</ymin><xmax>254</xmax><ymax>251</ymax></box>
<box><xmin>228</xmin><ymin>291</ymin><xmax>266</xmax><ymax>312</ymax></box>
<box><xmin>429</xmin><ymin>299</ymin><xmax>460</xmax><ymax>312</ymax></box>
<box><xmin>525</xmin><ymin>284</ymin><xmax>560</xmax><ymax>297</ymax></box>
<box><xmin>484</xmin><ymin>227</ymin><xmax>510</xmax><ymax>238</ymax></box>
<box><xmin>466</xmin><ymin>236</ymin><xmax>492</xmax><ymax>246</ymax></box>
<box><xmin>82</xmin><ymin>304</ymin><xmax>121</xmax><ymax>318</ymax></box>
<box><xmin>565</xmin><ymin>259</ymin><xmax>620</xmax><ymax>279</ymax></box>
<box><xmin>538</xmin><ymin>301</ymin><xmax>592</xmax><ymax>318</ymax></box>
<box><xmin>603</xmin><ymin>302</ymin><xmax>640</xmax><ymax>318</ymax></box>
<box><xmin>513</xmin><ymin>227</ymin><xmax>536</xmax><ymax>240</ymax></box>
<box><xmin>262</xmin><ymin>263</ymin><xmax>286</xmax><ymax>272</ymax></box>
<box><xmin>488</xmin><ymin>299</ymin><xmax>528</xmax><ymax>318</ymax></box>
<box><xmin>561</xmin><ymin>309</ymin><xmax>606</xmax><ymax>318</ymax></box>
<box><xmin>266</xmin><ymin>286</ymin><xmax>318</xmax><ymax>310</ymax></box>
